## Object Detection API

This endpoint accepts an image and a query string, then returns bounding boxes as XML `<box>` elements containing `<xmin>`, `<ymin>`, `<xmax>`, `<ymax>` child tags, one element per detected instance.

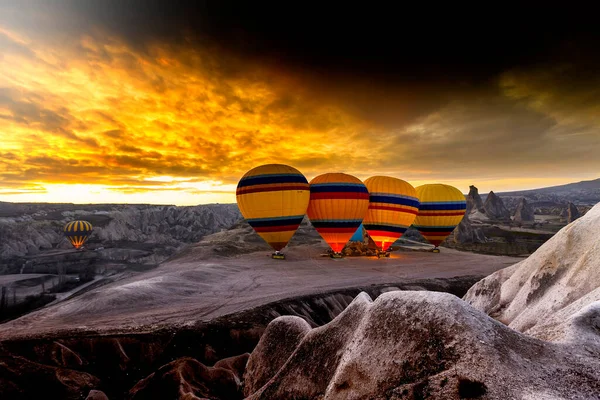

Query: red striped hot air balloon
<box><xmin>306</xmin><ymin>173</ymin><xmax>370</xmax><ymax>257</ymax></box>
<box><xmin>236</xmin><ymin>164</ymin><xmax>310</xmax><ymax>259</ymax></box>
<box><xmin>362</xmin><ymin>176</ymin><xmax>420</xmax><ymax>256</ymax></box>
<box><xmin>63</xmin><ymin>220</ymin><xmax>93</xmax><ymax>250</ymax></box>
<box><xmin>413</xmin><ymin>184</ymin><xmax>467</xmax><ymax>252</ymax></box>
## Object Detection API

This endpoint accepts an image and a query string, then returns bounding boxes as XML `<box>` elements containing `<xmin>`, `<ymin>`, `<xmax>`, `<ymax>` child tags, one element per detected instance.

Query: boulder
<box><xmin>243</xmin><ymin>316</ymin><xmax>311</xmax><ymax>396</ymax></box>
<box><xmin>244</xmin><ymin>291</ymin><xmax>600</xmax><ymax>399</ymax></box>
<box><xmin>86</xmin><ymin>390</ymin><xmax>109</xmax><ymax>400</ymax></box>
<box><xmin>483</xmin><ymin>191</ymin><xmax>511</xmax><ymax>220</ymax></box>
<box><xmin>513</xmin><ymin>197</ymin><xmax>535</xmax><ymax>223</ymax></box>
<box><xmin>464</xmin><ymin>202</ymin><xmax>600</xmax><ymax>347</ymax></box>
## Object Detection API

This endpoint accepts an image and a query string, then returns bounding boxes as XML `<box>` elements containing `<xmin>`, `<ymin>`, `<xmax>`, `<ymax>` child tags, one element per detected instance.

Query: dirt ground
<box><xmin>0</xmin><ymin>244</ymin><xmax>521</xmax><ymax>339</ymax></box>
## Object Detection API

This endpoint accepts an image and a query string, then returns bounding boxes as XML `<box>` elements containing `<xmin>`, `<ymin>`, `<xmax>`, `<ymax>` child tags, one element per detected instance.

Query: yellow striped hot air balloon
<box><xmin>64</xmin><ymin>220</ymin><xmax>93</xmax><ymax>250</ymax></box>
<box><xmin>363</xmin><ymin>176</ymin><xmax>419</xmax><ymax>254</ymax></box>
<box><xmin>236</xmin><ymin>164</ymin><xmax>310</xmax><ymax>258</ymax></box>
<box><xmin>413</xmin><ymin>184</ymin><xmax>467</xmax><ymax>252</ymax></box>
<box><xmin>307</xmin><ymin>173</ymin><xmax>370</xmax><ymax>256</ymax></box>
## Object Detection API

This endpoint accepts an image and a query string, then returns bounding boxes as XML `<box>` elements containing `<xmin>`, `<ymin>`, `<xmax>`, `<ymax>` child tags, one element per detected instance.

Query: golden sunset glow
<box><xmin>0</xmin><ymin>26</ymin><xmax>396</xmax><ymax>204</ymax></box>
<box><xmin>1</xmin><ymin>8</ymin><xmax>599</xmax><ymax>204</ymax></box>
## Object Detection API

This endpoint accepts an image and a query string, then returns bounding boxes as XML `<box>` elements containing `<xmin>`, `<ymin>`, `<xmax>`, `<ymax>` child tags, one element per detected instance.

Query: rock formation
<box><xmin>567</xmin><ymin>202</ymin><xmax>581</xmax><ymax>223</ymax></box>
<box><xmin>465</xmin><ymin>185</ymin><xmax>484</xmax><ymax>214</ymax></box>
<box><xmin>128</xmin><ymin>354</ymin><xmax>249</xmax><ymax>400</ymax></box>
<box><xmin>243</xmin><ymin>291</ymin><xmax>600</xmax><ymax>399</ymax></box>
<box><xmin>244</xmin><ymin>316</ymin><xmax>311</xmax><ymax>396</ymax></box>
<box><xmin>0</xmin><ymin>353</ymin><xmax>100</xmax><ymax>399</ymax></box>
<box><xmin>86</xmin><ymin>390</ymin><xmax>109</xmax><ymax>400</ymax></box>
<box><xmin>482</xmin><ymin>191</ymin><xmax>511</xmax><ymax>220</ymax></box>
<box><xmin>464</xmin><ymin>202</ymin><xmax>600</xmax><ymax>346</ymax></box>
<box><xmin>512</xmin><ymin>197</ymin><xmax>535</xmax><ymax>223</ymax></box>
<box><xmin>448</xmin><ymin>214</ymin><xmax>486</xmax><ymax>244</ymax></box>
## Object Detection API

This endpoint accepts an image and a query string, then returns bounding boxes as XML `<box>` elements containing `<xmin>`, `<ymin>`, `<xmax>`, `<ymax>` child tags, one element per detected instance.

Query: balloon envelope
<box><xmin>236</xmin><ymin>164</ymin><xmax>310</xmax><ymax>251</ymax></box>
<box><xmin>64</xmin><ymin>220</ymin><xmax>93</xmax><ymax>249</ymax></box>
<box><xmin>362</xmin><ymin>176</ymin><xmax>419</xmax><ymax>251</ymax></box>
<box><xmin>413</xmin><ymin>184</ymin><xmax>466</xmax><ymax>247</ymax></box>
<box><xmin>307</xmin><ymin>173</ymin><xmax>370</xmax><ymax>253</ymax></box>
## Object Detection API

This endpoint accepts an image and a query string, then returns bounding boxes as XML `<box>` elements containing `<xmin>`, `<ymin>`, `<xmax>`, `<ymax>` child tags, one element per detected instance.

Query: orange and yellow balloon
<box><xmin>236</xmin><ymin>164</ymin><xmax>310</xmax><ymax>252</ymax></box>
<box><xmin>413</xmin><ymin>184</ymin><xmax>467</xmax><ymax>248</ymax></box>
<box><xmin>64</xmin><ymin>220</ymin><xmax>93</xmax><ymax>249</ymax></box>
<box><xmin>307</xmin><ymin>173</ymin><xmax>370</xmax><ymax>253</ymax></box>
<box><xmin>362</xmin><ymin>176</ymin><xmax>420</xmax><ymax>252</ymax></box>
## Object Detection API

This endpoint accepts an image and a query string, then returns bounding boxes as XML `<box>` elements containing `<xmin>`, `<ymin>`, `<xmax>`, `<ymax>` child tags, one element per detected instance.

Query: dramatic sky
<box><xmin>1</xmin><ymin>1</ymin><xmax>599</xmax><ymax>205</ymax></box>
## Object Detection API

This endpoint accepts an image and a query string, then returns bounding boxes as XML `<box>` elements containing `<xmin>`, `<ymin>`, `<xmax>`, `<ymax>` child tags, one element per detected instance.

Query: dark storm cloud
<box><xmin>4</xmin><ymin>2</ymin><xmax>594</xmax><ymax>83</ymax></box>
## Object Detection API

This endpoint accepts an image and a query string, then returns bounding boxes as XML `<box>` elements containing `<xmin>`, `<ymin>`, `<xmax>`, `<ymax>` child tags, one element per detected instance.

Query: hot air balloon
<box><xmin>362</xmin><ymin>176</ymin><xmax>420</xmax><ymax>257</ymax></box>
<box><xmin>307</xmin><ymin>173</ymin><xmax>370</xmax><ymax>258</ymax></box>
<box><xmin>64</xmin><ymin>220</ymin><xmax>93</xmax><ymax>250</ymax></box>
<box><xmin>236</xmin><ymin>164</ymin><xmax>310</xmax><ymax>259</ymax></box>
<box><xmin>413</xmin><ymin>184</ymin><xmax>466</xmax><ymax>253</ymax></box>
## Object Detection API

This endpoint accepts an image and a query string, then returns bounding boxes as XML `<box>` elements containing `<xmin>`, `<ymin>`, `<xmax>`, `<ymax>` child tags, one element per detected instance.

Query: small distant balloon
<box><xmin>236</xmin><ymin>164</ymin><xmax>310</xmax><ymax>253</ymax></box>
<box><xmin>413</xmin><ymin>184</ymin><xmax>467</xmax><ymax>250</ymax></box>
<box><xmin>307</xmin><ymin>173</ymin><xmax>370</xmax><ymax>254</ymax></box>
<box><xmin>362</xmin><ymin>176</ymin><xmax>420</xmax><ymax>252</ymax></box>
<box><xmin>64</xmin><ymin>220</ymin><xmax>93</xmax><ymax>249</ymax></box>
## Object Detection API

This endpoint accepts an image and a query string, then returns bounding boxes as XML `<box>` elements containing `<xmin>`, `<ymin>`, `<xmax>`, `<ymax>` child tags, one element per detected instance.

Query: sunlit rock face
<box><xmin>244</xmin><ymin>291</ymin><xmax>600</xmax><ymax>400</ymax></box>
<box><xmin>465</xmin><ymin>202</ymin><xmax>600</xmax><ymax>349</ymax></box>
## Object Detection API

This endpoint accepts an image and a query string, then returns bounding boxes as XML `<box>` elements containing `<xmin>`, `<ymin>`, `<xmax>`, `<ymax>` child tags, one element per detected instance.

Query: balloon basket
<box><xmin>271</xmin><ymin>253</ymin><xmax>286</xmax><ymax>260</ymax></box>
<box><xmin>432</xmin><ymin>248</ymin><xmax>440</xmax><ymax>253</ymax></box>
<box><xmin>377</xmin><ymin>251</ymin><xmax>390</xmax><ymax>258</ymax></box>
<box><xmin>330</xmin><ymin>252</ymin><xmax>344</xmax><ymax>259</ymax></box>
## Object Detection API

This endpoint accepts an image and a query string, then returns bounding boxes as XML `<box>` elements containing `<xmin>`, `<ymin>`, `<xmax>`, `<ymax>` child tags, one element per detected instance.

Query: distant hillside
<box><xmin>0</xmin><ymin>203</ymin><xmax>241</xmax><ymax>273</ymax></box>
<box><xmin>480</xmin><ymin>178</ymin><xmax>600</xmax><ymax>206</ymax></box>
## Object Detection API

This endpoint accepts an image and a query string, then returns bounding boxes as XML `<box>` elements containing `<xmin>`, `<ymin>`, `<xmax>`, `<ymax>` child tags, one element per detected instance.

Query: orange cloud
<box><xmin>1</xmin><ymin>26</ymin><xmax>400</xmax><ymax>204</ymax></box>
<box><xmin>1</xmin><ymin>22</ymin><xmax>599</xmax><ymax>204</ymax></box>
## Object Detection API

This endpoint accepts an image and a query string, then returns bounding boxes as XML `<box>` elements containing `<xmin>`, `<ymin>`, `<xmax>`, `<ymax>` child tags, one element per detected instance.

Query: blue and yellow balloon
<box><xmin>236</xmin><ymin>164</ymin><xmax>310</xmax><ymax>257</ymax></box>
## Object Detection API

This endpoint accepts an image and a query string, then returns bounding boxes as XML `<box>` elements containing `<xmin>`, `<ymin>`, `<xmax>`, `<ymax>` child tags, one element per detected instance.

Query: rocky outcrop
<box><xmin>244</xmin><ymin>291</ymin><xmax>600</xmax><ymax>399</ymax></box>
<box><xmin>512</xmin><ymin>197</ymin><xmax>535</xmax><ymax>223</ymax></box>
<box><xmin>0</xmin><ymin>204</ymin><xmax>241</xmax><ymax>273</ymax></box>
<box><xmin>465</xmin><ymin>185</ymin><xmax>484</xmax><ymax>214</ymax></box>
<box><xmin>464</xmin><ymin>203</ymin><xmax>600</xmax><ymax>346</ymax></box>
<box><xmin>482</xmin><ymin>191</ymin><xmax>510</xmax><ymax>220</ymax></box>
<box><xmin>448</xmin><ymin>214</ymin><xmax>486</xmax><ymax>244</ymax></box>
<box><xmin>243</xmin><ymin>316</ymin><xmax>311</xmax><ymax>396</ymax></box>
<box><xmin>86</xmin><ymin>390</ymin><xmax>109</xmax><ymax>400</ymax></box>
<box><xmin>128</xmin><ymin>354</ymin><xmax>249</xmax><ymax>400</ymax></box>
<box><xmin>0</xmin><ymin>354</ymin><xmax>100</xmax><ymax>400</ymax></box>
<box><xmin>567</xmin><ymin>202</ymin><xmax>581</xmax><ymax>223</ymax></box>
<box><xmin>0</xmin><ymin>277</ymin><xmax>483</xmax><ymax>399</ymax></box>
<box><xmin>190</xmin><ymin>216</ymin><xmax>324</xmax><ymax>258</ymax></box>
<box><xmin>342</xmin><ymin>241</ymin><xmax>378</xmax><ymax>257</ymax></box>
